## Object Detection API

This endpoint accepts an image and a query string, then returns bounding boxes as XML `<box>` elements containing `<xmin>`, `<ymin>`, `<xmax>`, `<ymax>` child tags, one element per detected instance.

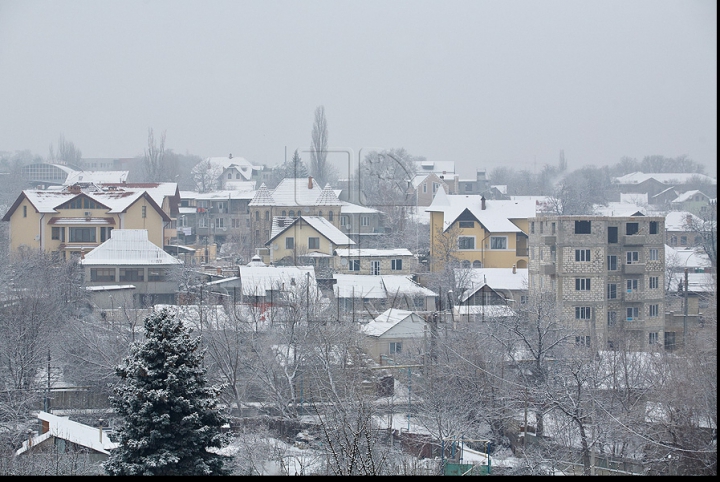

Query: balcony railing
<box><xmin>623</xmin><ymin>235</ymin><xmax>646</xmax><ymax>245</ymax></box>
<box><xmin>623</xmin><ymin>263</ymin><xmax>646</xmax><ymax>274</ymax></box>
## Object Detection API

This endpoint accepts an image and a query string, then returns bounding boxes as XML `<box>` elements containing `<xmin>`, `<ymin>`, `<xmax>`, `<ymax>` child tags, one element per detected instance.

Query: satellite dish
<box><xmin>340</xmin><ymin>258</ymin><xmax>348</xmax><ymax>266</ymax></box>
<box><xmin>222</xmin><ymin>227</ymin><xmax>227</xmax><ymax>232</ymax></box>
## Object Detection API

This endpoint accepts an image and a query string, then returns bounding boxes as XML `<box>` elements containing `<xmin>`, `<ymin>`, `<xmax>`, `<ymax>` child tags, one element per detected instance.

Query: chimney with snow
<box><xmin>481</xmin><ymin>196</ymin><xmax>486</xmax><ymax>210</ymax></box>
<box><xmin>308</xmin><ymin>176</ymin><xmax>313</xmax><ymax>189</ymax></box>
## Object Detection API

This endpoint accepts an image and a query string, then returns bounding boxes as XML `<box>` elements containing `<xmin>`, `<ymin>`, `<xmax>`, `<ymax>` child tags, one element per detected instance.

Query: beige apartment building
<box><xmin>528</xmin><ymin>215</ymin><xmax>666</xmax><ymax>351</ymax></box>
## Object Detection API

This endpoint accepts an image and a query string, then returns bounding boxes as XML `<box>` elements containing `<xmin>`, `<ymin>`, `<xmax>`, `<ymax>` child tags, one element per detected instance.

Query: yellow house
<box><xmin>2</xmin><ymin>184</ymin><xmax>171</xmax><ymax>259</ymax></box>
<box><xmin>426</xmin><ymin>187</ymin><xmax>536</xmax><ymax>272</ymax></box>
<box><xmin>265</xmin><ymin>215</ymin><xmax>354</xmax><ymax>268</ymax></box>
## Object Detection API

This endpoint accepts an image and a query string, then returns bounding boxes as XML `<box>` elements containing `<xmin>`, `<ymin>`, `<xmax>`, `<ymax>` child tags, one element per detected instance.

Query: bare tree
<box><xmin>48</xmin><ymin>135</ymin><xmax>83</xmax><ymax>169</ymax></box>
<box><xmin>310</xmin><ymin>106</ymin><xmax>331</xmax><ymax>185</ymax></box>
<box><xmin>142</xmin><ymin>128</ymin><xmax>166</xmax><ymax>182</ymax></box>
<box><xmin>191</xmin><ymin>157</ymin><xmax>223</xmax><ymax>192</ymax></box>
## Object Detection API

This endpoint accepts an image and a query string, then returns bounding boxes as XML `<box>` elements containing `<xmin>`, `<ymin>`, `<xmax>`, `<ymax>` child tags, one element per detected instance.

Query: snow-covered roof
<box><xmin>454</xmin><ymin>305</ymin><xmax>516</xmax><ymax>317</ymax></box>
<box><xmin>268</xmin><ymin>216</ymin><xmax>355</xmax><ymax>246</ymax></box>
<box><xmin>335</xmin><ymin>248</ymin><xmax>413</xmax><ymax>258</ymax></box>
<box><xmin>456</xmin><ymin>267</ymin><xmax>528</xmax><ymax>293</ymax></box>
<box><xmin>672</xmin><ymin>189</ymin><xmax>710</xmax><ymax>203</ymax></box>
<box><xmin>339</xmin><ymin>200</ymin><xmax>381</xmax><ymax>214</ymax></box>
<box><xmin>251</xmin><ymin>177</ymin><xmax>342</xmax><ymax>207</ymax></box>
<box><xmin>16</xmin><ymin>411</ymin><xmax>118</xmax><ymax>456</ymax></box>
<box><xmin>614</xmin><ymin>171</ymin><xmax>717</xmax><ymax>185</ymax></box>
<box><xmin>665</xmin><ymin>246</ymin><xmax>711</xmax><ymax>270</ymax></box>
<box><xmin>223</xmin><ymin>180</ymin><xmax>257</xmax><ymax>191</ymax></box>
<box><xmin>86</xmin><ymin>284</ymin><xmax>136</xmax><ymax>291</ymax></box>
<box><xmin>491</xmin><ymin>185</ymin><xmax>507</xmax><ymax>194</ymax></box>
<box><xmin>593</xmin><ymin>202</ymin><xmax>647</xmax><ymax>217</ymax></box>
<box><xmin>361</xmin><ymin>308</ymin><xmax>426</xmax><ymax>337</ymax></box>
<box><xmin>195</xmin><ymin>189</ymin><xmax>256</xmax><ymax>200</ymax></box>
<box><xmin>200</xmin><ymin>156</ymin><xmax>263</xmax><ymax>181</ymax></box>
<box><xmin>80</xmin><ymin>229</ymin><xmax>183</xmax><ymax>266</ymax></box>
<box><xmin>416</xmin><ymin>159</ymin><xmax>455</xmax><ymax>174</ymax></box>
<box><xmin>665</xmin><ymin>211</ymin><xmax>702</xmax><ymax>231</ymax></box>
<box><xmin>426</xmin><ymin>186</ymin><xmax>537</xmax><ymax>232</ymax></box>
<box><xmin>64</xmin><ymin>170</ymin><xmax>129</xmax><ymax>185</ymax></box>
<box><xmin>238</xmin><ymin>265</ymin><xmax>318</xmax><ymax>297</ymax></box>
<box><xmin>333</xmin><ymin>274</ymin><xmax>437</xmax><ymax>299</ymax></box>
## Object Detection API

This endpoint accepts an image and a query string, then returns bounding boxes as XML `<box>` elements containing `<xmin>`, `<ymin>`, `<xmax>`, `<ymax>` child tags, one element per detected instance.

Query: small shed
<box><xmin>360</xmin><ymin>309</ymin><xmax>427</xmax><ymax>363</ymax></box>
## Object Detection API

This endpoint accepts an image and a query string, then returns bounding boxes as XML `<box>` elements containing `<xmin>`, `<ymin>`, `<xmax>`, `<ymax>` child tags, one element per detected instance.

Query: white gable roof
<box><xmin>80</xmin><ymin>229</ymin><xmax>182</xmax><ymax>265</ymax></box>
<box><xmin>665</xmin><ymin>211</ymin><xmax>702</xmax><ymax>231</ymax></box>
<box><xmin>426</xmin><ymin>186</ymin><xmax>536</xmax><ymax>232</ymax></box>
<box><xmin>238</xmin><ymin>265</ymin><xmax>318</xmax><ymax>297</ymax></box>
<box><xmin>361</xmin><ymin>308</ymin><xmax>426</xmax><ymax>337</ymax></box>
<box><xmin>16</xmin><ymin>411</ymin><xmax>118</xmax><ymax>456</ymax></box>
<box><xmin>672</xmin><ymin>190</ymin><xmax>710</xmax><ymax>203</ymax></box>
<box><xmin>333</xmin><ymin>274</ymin><xmax>437</xmax><ymax>298</ymax></box>
<box><xmin>614</xmin><ymin>171</ymin><xmax>717</xmax><ymax>185</ymax></box>
<box><xmin>335</xmin><ymin>248</ymin><xmax>413</xmax><ymax>257</ymax></box>
<box><xmin>268</xmin><ymin>216</ymin><xmax>355</xmax><ymax>246</ymax></box>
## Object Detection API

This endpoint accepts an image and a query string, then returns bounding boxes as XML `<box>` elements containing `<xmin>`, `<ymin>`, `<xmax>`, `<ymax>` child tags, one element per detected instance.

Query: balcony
<box><xmin>623</xmin><ymin>235</ymin><xmax>646</xmax><ymax>246</ymax></box>
<box><xmin>623</xmin><ymin>291</ymin><xmax>643</xmax><ymax>302</ymax></box>
<box><xmin>541</xmin><ymin>264</ymin><xmax>556</xmax><ymax>275</ymax></box>
<box><xmin>541</xmin><ymin>235</ymin><xmax>556</xmax><ymax>245</ymax></box>
<box><xmin>623</xmin><ymin>263</ymin><xmax>645</xmax><ymax>274</ymax></box>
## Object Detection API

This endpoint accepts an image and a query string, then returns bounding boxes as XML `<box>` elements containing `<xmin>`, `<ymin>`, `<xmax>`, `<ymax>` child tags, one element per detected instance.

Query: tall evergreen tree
<box><xmin>104</xmin><ymin>309</ymin><xmax>230</xmax><ymax>476</ymax></box>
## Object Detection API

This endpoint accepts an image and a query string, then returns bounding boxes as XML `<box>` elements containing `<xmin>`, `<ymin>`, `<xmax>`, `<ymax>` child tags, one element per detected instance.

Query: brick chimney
<box><xmin>308</xmin><ymin>176</ymin><xmax>313</xmax><ymax>189</ymax></box>
<box><xmin>481</xmin><ymin>196</ymin><xmax>486</xmax><ymax>210</ymax></box>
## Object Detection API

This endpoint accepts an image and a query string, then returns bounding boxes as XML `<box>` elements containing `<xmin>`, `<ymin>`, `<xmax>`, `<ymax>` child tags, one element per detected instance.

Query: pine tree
<box><xmin>104</xmin><ymin>309</ymin><xmax>231</xmax><ymax>476</ymax></box>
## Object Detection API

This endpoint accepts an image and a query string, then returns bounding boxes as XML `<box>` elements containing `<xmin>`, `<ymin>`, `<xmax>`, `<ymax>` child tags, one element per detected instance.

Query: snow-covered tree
<box><xmin>104</xmin><ymin>309</ymin><xmax>230</xmax><ymax>476</ymax></box>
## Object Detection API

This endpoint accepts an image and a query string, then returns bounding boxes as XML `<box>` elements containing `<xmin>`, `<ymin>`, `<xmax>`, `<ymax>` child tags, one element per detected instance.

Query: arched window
<box><xmin>462</xmin><ymin>260</ymin><xmax>471</xmax><ymax>268</ymax></box>
<box><xmin>329</xmin><ymin>211</ymin><xmax>334</xmax><ymax>221</ymax></box>
<box><xmin>228</xmin><ymin>173</ymin><xmax>232</xmax><ymax>179</ymax></box>
<box><xmin>318</xmin><ymin>210</ymin><xmax>323</xmax><ymax>217</ymax></box>
<box><xmin>473</xmin><ymin>260</ymin><xmax>482</xmax><ymax>268</ymax></box>
<box><xmin>281</xmin><ymin>210</ymin><xmax>287</xmax><ymax>217</ymax></box>
<box><xmin>265</xmin><ymin>210</ymin><xmax>270</xmax><ymax>220</ymax></box>
<box><xmin>255</xmin><ymin>211</ymin><xmax>259</xmax><ymax>221</ymax></box>
<box><xmin>289</xmin><ymin>210</ymin><xmax>295</xmax><ymax>217</ymax></box>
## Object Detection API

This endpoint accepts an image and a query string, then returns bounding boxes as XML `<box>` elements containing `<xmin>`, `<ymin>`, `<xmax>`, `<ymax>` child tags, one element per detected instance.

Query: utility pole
<box><xmin>683</xmin><ymin>267</ymin><xmax>689</xmax><ymax>347</ymax></box>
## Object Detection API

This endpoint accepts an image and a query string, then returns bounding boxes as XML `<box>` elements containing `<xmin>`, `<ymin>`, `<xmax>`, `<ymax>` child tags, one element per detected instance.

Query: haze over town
<box><xmin>0</xmin><ymin>0</ymin><xmax>716</xmax><ymax>177</ymax></box>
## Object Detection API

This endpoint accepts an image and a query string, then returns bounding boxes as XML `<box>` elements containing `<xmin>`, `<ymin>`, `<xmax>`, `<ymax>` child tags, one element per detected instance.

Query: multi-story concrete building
<box><xmin>528</xmin><ymin>215</ymin><xmax>666</xmax><ymax>351</ymax></box>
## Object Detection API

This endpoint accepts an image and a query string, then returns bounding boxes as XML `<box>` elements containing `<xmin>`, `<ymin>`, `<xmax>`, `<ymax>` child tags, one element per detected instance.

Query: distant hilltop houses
<box><xmin>0</xmin><ymin>156</ymin><xmax>716</xmax><ymax>355</ymax></box>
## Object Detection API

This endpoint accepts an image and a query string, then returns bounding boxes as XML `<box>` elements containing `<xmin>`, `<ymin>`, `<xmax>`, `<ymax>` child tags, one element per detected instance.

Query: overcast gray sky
<box><xmin>0</xmin><ymin>0</ymin><xmax>716</xmax><ymax>178</ymax></box>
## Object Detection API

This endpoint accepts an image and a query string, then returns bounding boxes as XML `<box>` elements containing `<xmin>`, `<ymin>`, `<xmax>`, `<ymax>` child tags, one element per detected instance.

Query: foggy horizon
<box><xmin>0</xmin><ymin>0</ymin><xmax>716</xmax><ymax>178</ymax></box>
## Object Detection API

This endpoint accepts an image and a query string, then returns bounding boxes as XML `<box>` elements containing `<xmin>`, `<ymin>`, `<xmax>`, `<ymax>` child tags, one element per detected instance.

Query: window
<box><xmin>340</xmin><ymin>215</ymin><xmax>348</xmax><ymax>226</ymax></box>
<box><xmin>539</xmin><ymin>222</ymin><xmax>544</xmax><ymax>234</ymax></box>
<box><xmin>198</xmin><ymin>217</ymin><xmax>208</xmax><ymax>228</ymax></box>
<box><xmin>649</xmin><ymin>332</ymin><xmax>659</xmax><ymax>345</ymax></box>
<box><xmin>423</xmin><ymin>183</ymin><xmax>427</xmax><ymax>193</ymax></box>
<box><xmin>432</xmin><ymin>182</ymin><xmax>439</xmax><ymax>193</ymax></box>
<box><xmin>649</xmin><ymin>221</ymin><xmax>658</xmax><ymax>234</ymax></box>
<box><xmin>575</xmin><ymin>249</ymin><xmax>591</xmax><ymax>262</ymax></box>
<box><xmin>281</xmin><ymin>210</ymin><xmax>286</xmax><ymax>217</ymax></box>
<box><xmin>649</xmin><ymin>248</ymin><xmax>659</xmax><ymax>261</ymax></box>
<box><xmin>626</xmin><ymin>251</ymin><xmax>639</xmax><ymax>264</ymax></box>
<box><xmin>608</xmin><ymin>226</ymin><xmax>618</xmax><ymax>243</ymax></box>
<box><xmin>361</xmin><ymin>216</ymin><xmax>369</xmax><ymax>226</ymax></box>
<box><xmin>51</xmin><ymin>227</ymin><xmax>65</xmax><ymax>241</ymax></box>
<box><xmin>100</xmin><ymin>227</ymin><xmax>113</xmax><ymax>242</ymax></box>
<box><xmin>289</xmin><ymin>210</ymin><xmax>295</xmax><ymax>217</ymax></box>
<box><xmin>576</xmin><ymin>278</ymin><xmax>591</xmax><ymax>291</ymax></box>
<box><xmin>389</xmin><ymin>342</ymin><xmax>402</xmax><ymax>354</ymax></box>
<box><xmin>575</xmin><ymin>220</ymin><xmax>591</xmax><ymax>234</ymax></box>
<box><xmin>236</xmin><ymin>173</ymin><xmax>241</xmax><ymax>179</ymax></box>
<box><xmin>69</xmin><ymin>227</ymin><xmax>96</xmax><ymax>242</ymax></box>
<box><xmin>285</xmin><ymin>237</ymin><xmax>294</xmax><ymax>249</ymax></box>
<box><xmin>670</xmin><ymin>235</ymin><xmax>677</xmax><ymax>245</ymax></box>
<box><xmin>649</xmin><ymin>304</ymin><xmax>659</xmax><ymax>317</ymax></box>
<box><xmin>148</xmin><ymin>269</ymin><xmax>166</xmax><ymax>281</ymax></box>
<box><xmin>23</xmin><ymin>205</ymin><xmax>27</xmax><ymax>217</ymax></box>
<box><xmin>217</xmin><ymin>202</ymin><xmax>225</xmax><ymax>213</ymax></box>
<box><xmin>141</xmin><ymin>205</ymin><xmax>147</xmax><ymax>218</ymax></box>
<box><xmin>391</xmin><ymin>259</ymin><xmax>403</xmax><ymax>271</ymax></box>
<box><xmin>626</xmin><ymin>279</ymin><xmax>638</xmax><ymax>292</ymax></box>
<box><xmin>255</xmin><ymin>211</ymin><xmax>259</xmax><ymax>221</ymax></box>
<box><xmin>328</xmin><ymin>211</ymin><xmax>333</xmax><ymax>221</ymax></box>
<box><xmin>649</xmin><ymin>276</ymin><xmax>659</xmax><ymax>289</ymax></box>
<box><xmin>318</xmin><ymin>211</ymin><xmax>322</xmax><ymax>217</ymax></box>
<box><xmin>530</xmin><ymin>222</ymin><xmax>535</xmax><ymax>234</ymax></box>
<box><xmin>551</xmin><ymin>222</ymin><xmax>556</xmax><ymax>234</ymax></box>
<box><xmin>664</xmin><ymin>332</ymin><xmax>676</xmax><ymax>349</ymax></box>
<box><xmin>371</xmin><ymin>260</ymin><xmax>381</xmax><ymax>275</ymax></box>
<box><xmin>473</xmin><ymin>260</ymin><xmax>482</xmax><ymax>268</ymax></box>
<box><xmin>255</xmin><ymin>230</ymin><xmax>260</xmax><ymax>240</ymax></box>
<box><xmin>520</xmin><ymin>295</ymin><xmax>528</xmax><ymax>304</ymax></box>
<box><xmin>308</xmin><ymin>237</ymin><xmax>320</xmax><ymax>249</ymax></box>
<box><xmin>265</xmin><ymin>211</ymin><xmax>270</xmax><ymax>220</ymax></box>
<box><xmin>119</xmin><ymin>268</ymin><xmax>144</xmax><ymax>282</ymax></box>
<box><xmin>607</xmin><ymin>311</ymin><xmax>617</xmax><ymax>326</ymax></box>
<box><xmin>626</xmin><ymin>307</ymin><xmax>639</xmax><ymax>321</ymax></box>
<box><xmin>575</xmin><ymin>306</ymin><xmax>592</xmax><ymax>319</ymax></box>
<box><xmin>680</xmin><ymin>236</ymin><xmax>687</xmax><ymax>245</ymax></box>
<box><xmin>215</xmin><ymin>218</ymin><xmax>224</xmax><ymax>228</ymax></box>
<box><xmin>90</xmin><ymin>268</ymin><xmax>115</xmax><ymax>282</ymax></box>
<box><xmin>459</xmin><ymin>221</ymin><xmax>474</xmax><ymax>229</ymax></box>
<box><xmin>228</xmin><ymin>173</ymin><xmax>232</xmax><ymax>179</ymax></box>
<box><xmin>458</xmin><ymin>236</ymin><xmax>475</xmax><ymax>250</ymax></box>
<box><xmin>348</xmin><ymin>259</ymin><xmax>360</xmax><ymax>271</ymax></box>
<box><xmin>607</xmin><ymin>283</ymin><xmax>617</xmax><ymax>299</ymax></box>
<box><xmin>575</xmin><ymin>336</ymin><xmax>591</xmax><ymax>347</ymax></box>
<box><xmin>626</xmin><ymin>222</ymin><xmax>639</xmax><ymax>235</ymax></box>
<box><xmin>490</xmin><ymin>236</ymin><xmax>507</xmax><ymax>249</ymax></box>
<box><xmin>607</xmin><ymin>255</ymin><xmax>618</xmax><ymax>271</ymax></box>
